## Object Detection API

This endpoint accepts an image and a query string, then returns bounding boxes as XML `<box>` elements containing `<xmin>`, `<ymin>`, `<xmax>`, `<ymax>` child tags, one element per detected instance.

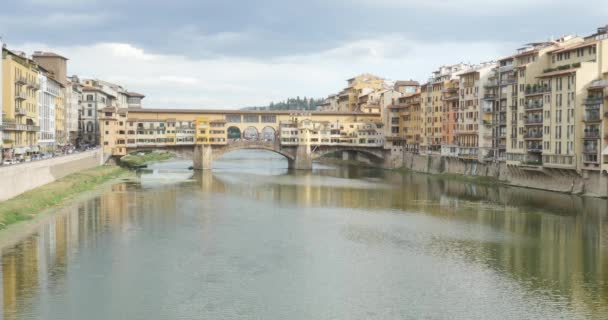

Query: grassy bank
<box><xmin>398</xmin><ymin>167</ymin><xmax>500</xmax><ymax>186</ymax></box>
<box><xmin>119</xmin><ymin>150</ymin><xmax>174</xmax><ymax>168</ymax></box>
<box><xmin>0</xmin><ymin>165</ymin><xmax>127</xmax><ymax>229</ymax></box>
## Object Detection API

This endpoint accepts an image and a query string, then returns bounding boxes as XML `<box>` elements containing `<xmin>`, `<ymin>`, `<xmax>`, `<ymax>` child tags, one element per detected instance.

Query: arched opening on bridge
<box><xmin>243</xmin><ymin>127</ymin><xmax>259</xmax><ymax>141</ymax></box>
<box><xmin>227</xmin><ymin>126</ymin><xmax>241</xmax><ymax>140</ymax></box>
<box><xmin>261</xmin><ymin>126</ymin><xmax>276</xmax><ymax>142</ymax></box>
<box><xmin>318</xmin><ymin>150</ymin><xmax>384</xmax><ymax>165</ymax></box>
<box><xmin>214</xmin><ymin>149</ymin><xmax>290</xmax><ymax>170</ymax></box>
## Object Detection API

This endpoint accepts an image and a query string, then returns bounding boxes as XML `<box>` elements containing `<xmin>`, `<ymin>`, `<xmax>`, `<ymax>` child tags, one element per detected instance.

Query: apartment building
<box><xmin>66</xmin><ymin>76</ymin><xmax>82</xmax><ymax>145</ymax></box>
<box><xmin>335</xmin><ymin>73</ymin><xmax>386</xmax><ymax>112</ymax></box>
<box><xmin>33</xmin><ymin>52</ymin><xmax>68</xmax><ymax>147</ymax></box>
<box><xmin>420</xmin><ymin>64</ymin><xmax>473</xmax><ymax>155</ymax></box>
<box><xmin>456</xmin><ymin>63</ymin><xmax>496</xmax><ymax>161</ymax></box>
<box><xmin>2</xmin><ymin>48</ymin><xmax>40</xmax><ymax>161</ymax></box>
<box><xmin>80</xmin><ymin>84</ymin><xmax>114</xmax><ymax>146</ymax></box>
<box><xmin>37</xmin><ymin>71</ymin><xmax>58</xmax><ymax>152</ymax></box>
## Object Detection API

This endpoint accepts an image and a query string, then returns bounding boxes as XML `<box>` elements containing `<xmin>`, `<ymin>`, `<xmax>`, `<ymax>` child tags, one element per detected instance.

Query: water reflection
<box><xmin>1</xmin><ymin>150</ymin><xmax>607</xmax><ymax>319</ymax></box>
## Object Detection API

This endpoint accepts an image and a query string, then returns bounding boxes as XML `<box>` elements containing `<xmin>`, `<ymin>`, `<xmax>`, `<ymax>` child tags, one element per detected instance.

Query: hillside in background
<box><xmin>241</xmin><ymin>96</ymin><xmax>324</xmax><ymax>111</ymax></box>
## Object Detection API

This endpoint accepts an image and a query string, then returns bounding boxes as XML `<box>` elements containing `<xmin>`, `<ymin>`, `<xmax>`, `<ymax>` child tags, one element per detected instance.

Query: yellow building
<box><xmin>2</xmin><ymin>48</ymin><xmax>40</xmax><ymax>160</ymax></box>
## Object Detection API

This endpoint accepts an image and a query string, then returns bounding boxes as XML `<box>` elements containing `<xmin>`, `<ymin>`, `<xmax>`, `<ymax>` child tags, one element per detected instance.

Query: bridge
<box><xmin>100</xmin><ymin>108</ymin><xmax>401</xmax><ymax>169</ymax></box>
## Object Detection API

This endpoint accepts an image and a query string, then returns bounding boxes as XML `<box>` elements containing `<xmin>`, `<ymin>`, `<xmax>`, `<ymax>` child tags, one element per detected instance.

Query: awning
<box><xmin>602</xmin><ymin>146</ymin><xmax>608</xmax><ymax>155</ymax></box>
<box><xmin>13</xmin><ymin>147</ymin><xmax>27</xmax><ymax>154</ymax></box>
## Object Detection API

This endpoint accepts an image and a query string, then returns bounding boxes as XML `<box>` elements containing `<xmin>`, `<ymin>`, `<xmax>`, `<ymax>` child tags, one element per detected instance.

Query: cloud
<box><xmin>12</xmin><ymin>36</ymin><xmax>516</xmax><ymax>109</ymax></box>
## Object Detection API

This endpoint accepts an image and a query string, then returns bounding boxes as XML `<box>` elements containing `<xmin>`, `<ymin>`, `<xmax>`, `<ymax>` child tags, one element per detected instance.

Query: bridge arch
<box><xmin>211</xmin><ymin>140</ymin><xmax>295</xmax><ymax>162</ymax></box>
<box><xmin>227</xmin><ymin>126</ymin><xmax>241</xmax><ymax>139</ymax></box>
<box><xmin>312</xmin><ymin>147</ymin><xmax>386</xmax><ymax>162</ymax></box>
<box><xmin>261</xmin><ymin>126</ymin><xmax>276</xmax><ymax>142</ymax></box>
<box><xmin>243</xmin><ymin>127</ymin><xmax>259</xmax><ymax>140</ymax></box>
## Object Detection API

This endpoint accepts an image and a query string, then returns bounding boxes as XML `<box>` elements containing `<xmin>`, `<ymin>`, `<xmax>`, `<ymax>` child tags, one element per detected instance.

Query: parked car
<box><xmin>2</xmin><ymin>159</ymin><xmax>16</xmax><ymax>165</ymax></box>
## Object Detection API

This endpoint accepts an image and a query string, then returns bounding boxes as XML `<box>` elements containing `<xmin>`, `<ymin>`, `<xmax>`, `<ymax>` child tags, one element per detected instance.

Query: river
<box><xmin>2</xmin><ymin>150</ymin><xmax>608</xmax><ymax>319</ymax></box>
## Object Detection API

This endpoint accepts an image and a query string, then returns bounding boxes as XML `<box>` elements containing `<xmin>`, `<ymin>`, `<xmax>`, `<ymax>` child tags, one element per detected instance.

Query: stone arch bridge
<box><xmin>129</xmin><ymin>140</ymin><xmax>392</xmax><ymax>170</ymax></box>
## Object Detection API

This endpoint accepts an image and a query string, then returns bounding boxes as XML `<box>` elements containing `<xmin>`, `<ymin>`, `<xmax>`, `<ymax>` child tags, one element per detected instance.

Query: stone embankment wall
<box><xmin>0</xmin><ymin>149</ymin><xmax>103</xmax><ymax>201</ymax></box>
<box><xmin>401</xmin><ymin>152</ymin><xmax>608</xmax><ymax>197</ymax></box>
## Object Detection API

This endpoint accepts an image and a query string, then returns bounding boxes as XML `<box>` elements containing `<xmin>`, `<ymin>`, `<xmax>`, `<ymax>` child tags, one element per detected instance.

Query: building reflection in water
<box><xmin>0</xmin><ymin>164</ymin><xmax>607</xmax><ymax>318</ymax></box>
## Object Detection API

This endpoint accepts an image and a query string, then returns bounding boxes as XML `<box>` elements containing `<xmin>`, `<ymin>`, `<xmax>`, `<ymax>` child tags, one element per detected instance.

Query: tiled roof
<box><xmin>32</xmin><ymin>52</ymin><xmax>68</xmax><ymax>60</ymax></box>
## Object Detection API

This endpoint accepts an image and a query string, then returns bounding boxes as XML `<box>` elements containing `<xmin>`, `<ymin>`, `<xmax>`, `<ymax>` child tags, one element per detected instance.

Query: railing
<box><xmin>524</xmin><ymin>132</ymin><xmax>543</xmax><ymax>139</ymax></box>
<box><xmin>14</xmin><ymin>75</ymin><xmax>27</xmax><ymax>84</ymax></box>
<box><xmin>15</xmin><ymin>107</ymin><xmax>27</xmax><ymax>115</ymax></box>
<box><xmin>525</xmin><ymin>101</ymin><xmax>543</xmax><ymax>110</ymax></box>
<box><xmin>484</xmin><ymin>80</ymin><xmax>499</xmax><ymax>87</ymax></box>
<box><xmin>15</xmin><ymin>92</ymin><xmax>27</xmax><ymax>100</ymax></box>
<box><xmin>525</xmin><ymin>86</ymin><xmax>551</xmax><ymax>96</ymax></box>
<box><xmin>1</xmin><ymin>123</ymin><xmax>28</xmax><ymax>131</ymax></box>
<box><xmin>583</xmin><ymin>146</ymin><xmax>598</xmax><ymax>154</ymax></box>
<box><xmin>584</xmin><ymin>112</ymin><xmax>601</xmax><ymax>122</ymax></box>
<box><xmin>590</xmin><ymin>79</ymin><xmax>608</xmax><ymax>88</ymax></box>
<box><xmin>524</xmin><ymin>117</ymin><xmax>543</xmax><ymax>125</ymax></box>
<box><xmin>584</xmin><ymin>96</ymin><xmax>604</xmax><ymax>105</ymax></box>
<box><xmin>499</xmin><ymin>65</ymin><xmax>514</xmax><ymax>73</ymax></box>
<box><xmin>526</xmin><ymin>145</ymin><xmax>543</xmax><ymax>153</ymax></box>
<box><xmin>483</xmin><ymin>93</ymin><xmax>497</xmax><ymax>100</ymax></box>
<box><xmin>27</xmin><ymin>125</ymin><xmax>40</xmax><ymax>132</ymax></box>
<box><xmin>584</xmin><ymin>131</ymin><xmax>600</xmax><ymax>139</ymax></box>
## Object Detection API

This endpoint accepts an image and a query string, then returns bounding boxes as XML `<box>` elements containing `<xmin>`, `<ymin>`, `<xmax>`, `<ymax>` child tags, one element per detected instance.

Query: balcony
<box><xmin>524</xmin><ymin>117</ymin><xmax>543</xmax><ymax>125</ymax></box>
<box><xmin>28</xmin><ymin>81</ymin><xmax>40</xmax><ymax>90</ymax></box>
<box><xmin>482</xmin><ymin>106</ymin><xmax>493</xmax><ymax>113</ymax></box>
<box><xmin>499</xmin><ymin>64</ymin><xmax>514</xmax><ymax>73</ymax></box>
<box><xmin>484</xmin><ymin>80</ymin><xmax>499</xmax><ymax>88</ymax></box>
<box><xmin>526</xmin><ymin>144</ymin><xmax>543</xmax><ymax>153</ymax></box>
<box><xmin>584</xmin><ymin>130</ymin><xmax>600</xmax><ymax>139</ymax></box>
<box><xmin>584</xmin><ymin>112</ymin><xmax>601</xmax><ymax>122</ymax></box>
<box><xmin>15</xmin><ymin>107</ymin><xmax>27</xmax><ymax>116</ymax></box>
<box><xmin>583</xmin><ymin>146</ymin><xmax>598</xmax><ymax>154</ymax></box>
<box><xmin>524</xmin><ymin>101</ymin><xmax>543</xmax><ymax>111</ymax></box>
<box><xmin>524</xmin><ymin>132</ymin><xmax>543</xmax><ymax>140</ymax></box>
<box><xmin>500</xmin><ymin>77</ymin><xmax>516</xmax><ymax>85</ymax></box>
<box><xmin>525</xmin><ymin>85</ymin><xmax>551</xmax><ymax>96</ymax></box>
<box><xmin>1</xmin><ymin>122</ymin><xmax>28</xmax><ymax>131</ymax></box>
<box><xmin>584</xmin><ymin>96</ymin><xmax>604</xmax><ymax>105</ymax></box>
<box><xmin>14</xmin><ymin>75</ymin><xmax>27</xmax><ymax>85</ymax></box>
<box><xmin>15</xmin><ymin>92</ymin><xmax>27</xmax><ymax>100</ymax></box>
<box><xmin>483</xmin><ymin>93</ymin><xmax>497</xmax><ymax>100</ymax></box>
<box><xmin>27</xmin><ymin>125</ymin><xmax>40</xmax><ymax>132</ymax></box>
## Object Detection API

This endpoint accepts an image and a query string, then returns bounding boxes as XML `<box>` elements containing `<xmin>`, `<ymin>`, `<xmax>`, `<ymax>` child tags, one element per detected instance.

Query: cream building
<box><xmin>37</xmin><ymin>71</ymin><xmax>57</xmax><ymax>152</ymax></box>
<box><xmin>2</xmin><ymin>48</ymin><xmax>40</xmax><ymax>160</ymax></box>
<box><xmin>66</xmin><ymin>76</ymin><xmax>82</xmax><ymax>145</ymax></box>
<box><xmin>456</xmin><ymin>63</ymin><xmax>496</xmax><ymax>161</ymax></box>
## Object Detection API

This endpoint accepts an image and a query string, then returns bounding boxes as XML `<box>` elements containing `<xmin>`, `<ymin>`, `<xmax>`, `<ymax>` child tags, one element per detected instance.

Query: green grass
<box><xmin>119</xmin><ymin>151</ymin><xmax>174</xmax><ymax>168</ymax></box>
<box><xmin>0</xmin><ymin>166</ymin><xmax>127</xmax><ymax>229</ymax></box>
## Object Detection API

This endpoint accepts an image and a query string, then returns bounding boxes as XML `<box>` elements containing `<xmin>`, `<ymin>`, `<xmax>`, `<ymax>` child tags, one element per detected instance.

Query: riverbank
<box><xmin>0</xmin><ymin>165</ymin><xmax>129</xmax><ymax>232</ymax></box>
<box><xmin>400</xmin><ymin>152</ymin><xmax>608</xmax><ymax>198</ymax></box>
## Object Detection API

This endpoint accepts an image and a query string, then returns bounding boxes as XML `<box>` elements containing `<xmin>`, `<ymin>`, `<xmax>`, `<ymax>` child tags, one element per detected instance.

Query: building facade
<box><xmin>2</xmin><ymin>48</ymin><xmax>40</xmax><ymax>161</ymax></box>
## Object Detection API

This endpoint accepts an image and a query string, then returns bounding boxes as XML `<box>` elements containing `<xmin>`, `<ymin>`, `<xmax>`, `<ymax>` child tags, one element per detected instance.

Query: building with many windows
<box><xmin>1</xmin><ymin>48</ymin><xmax>40</xmax><ymax>161</ymax></box>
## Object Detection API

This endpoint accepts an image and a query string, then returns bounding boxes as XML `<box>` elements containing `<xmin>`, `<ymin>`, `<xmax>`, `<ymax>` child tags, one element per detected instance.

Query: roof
<box><xmin>125</xmin><ymin>108</ymin><xmax>380</xmax><ymax>116</ymax></box>
<box><xmin>513</xmin><ymin>49</ymin><xmax>539</xmax><ymax>58</ymax></box>
<box><xmin>125</xmin><ymin>91</ymin><xmax>145</xmax><ymax>98</ymax></box>
<box><xmin>550</xmin><ymin>41</ymin><xmax>597</xmax><ymax>54</ymax></box>
<box><xmin>82</xmin><ymin>86</ymin><xmax>117</xmax><ymax>98</ymax></box>
<box><xmin>536</xmin><ymin>68</ymin><xmax>579</xmax><ymax>78</ymax></box>
<box><xmin>394</xmin><ymin>80</ymin><xmax>419</xmax><ymax>86</ymax></box>
<box><xmin>32</xmin><ymin>52</ymin><xmax>68</xmax><ymax>60</ymax></box>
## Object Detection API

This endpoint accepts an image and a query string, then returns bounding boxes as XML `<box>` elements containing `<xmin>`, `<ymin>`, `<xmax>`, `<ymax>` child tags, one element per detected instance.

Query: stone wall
<box><xmin>0</xmin><ymin>149</ymin><xmax>103</xmax><ymax>201</ymax></box>
<box><xmin>400</xmin><ymin>152</ymin><xmax>608</xmax><ymax>198</ymax></box>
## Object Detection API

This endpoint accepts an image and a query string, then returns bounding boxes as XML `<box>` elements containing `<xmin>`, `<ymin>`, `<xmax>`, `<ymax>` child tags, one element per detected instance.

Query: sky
<box><xmin>1</xmin><ymin>0</ymin><xmax>607</xmax><ymax>109</ymax></box>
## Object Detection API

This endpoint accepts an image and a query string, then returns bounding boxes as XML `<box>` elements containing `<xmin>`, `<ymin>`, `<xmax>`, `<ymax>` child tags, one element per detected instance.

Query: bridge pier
<box><xmin>193</xmin><ymin>144</ymin><xmax>213</xmax><ymax>170</ymax></box>
<box><xmin>288</xmin><ymin>144</ymin><xmax>313</xmax><ymax>170</ymax></box>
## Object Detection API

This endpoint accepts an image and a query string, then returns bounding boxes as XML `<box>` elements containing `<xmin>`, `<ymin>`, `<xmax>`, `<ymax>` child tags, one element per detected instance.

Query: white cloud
<box><xmin>13</xmin><ymin>36</ymin><xmax>516</xmax><ymax>109</ymax></box>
